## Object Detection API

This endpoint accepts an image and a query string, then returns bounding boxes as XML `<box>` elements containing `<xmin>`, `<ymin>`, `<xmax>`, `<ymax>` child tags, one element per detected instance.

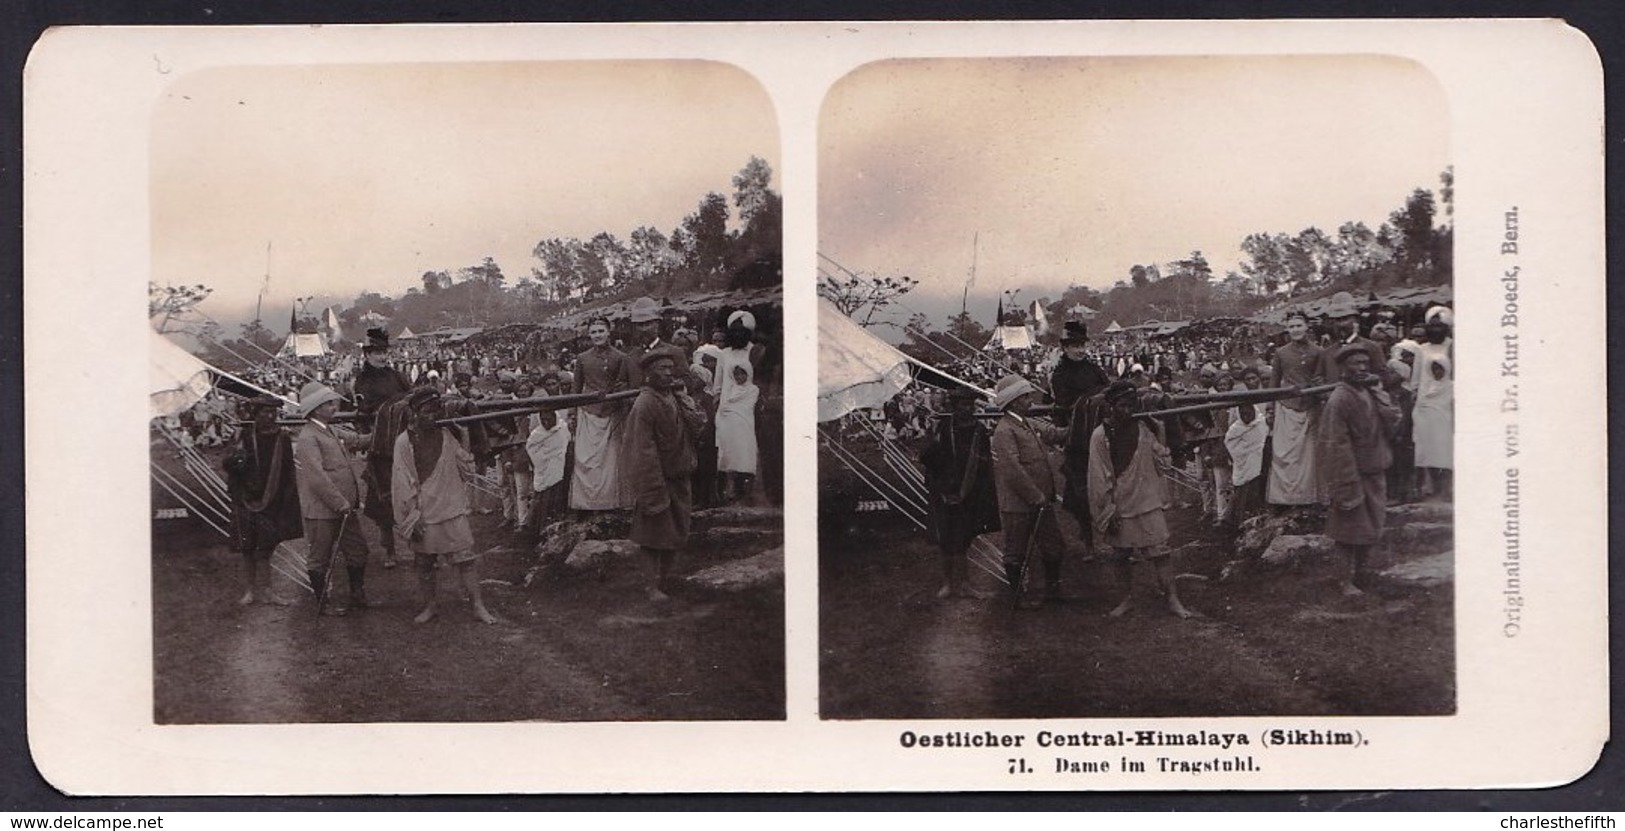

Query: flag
<box><xmin>289</xmin><ymin>306</ymin><xmax>297</xmax><ymax>336</ymax></box>
<box><xmin>1029</xmin><ymin>300</ymin><xmax>1050</xmax><ymax>337</ymax></box>
<box><xmin>996</xmin><ymin>296</ymin><xmax>1005</xmax><ymax>328</ymax></box>
<box><xmin>325</xmin><ymin>306</ymin><xmax>342</xmax><ymax>339</ymax></box>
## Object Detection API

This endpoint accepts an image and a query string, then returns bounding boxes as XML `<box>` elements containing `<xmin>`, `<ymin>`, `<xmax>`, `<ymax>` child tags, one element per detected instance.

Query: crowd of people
<box><xmin>909</xmin><ymin>291</ymin><xmax>1454</xmax><ymax>614</ymax></box>
<box><xmin>216</xmin><ymin>295</ymin><xmax>784</xmax><ymax>617</ymax></box>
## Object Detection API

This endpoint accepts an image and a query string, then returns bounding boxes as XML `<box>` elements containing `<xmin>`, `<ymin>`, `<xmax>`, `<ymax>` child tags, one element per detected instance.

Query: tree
<box><xmin>1130</xmin><ymin>264</ymin><xmax>1150</xmax><ymax>289</ymax></box>
<box><xmin>1168</xmin><ymin>250</ymin><xmax>1214</xmax><ymax>282</ymax></box>
<box><xmin>1390</xmin><ymin>188</ymin><xmax>1437</xmax><ymax>281</ymax></box>
<box><xmin>817</xmin><ymin>270</ymin><xmax>919</xmax><ymax>327</ymax></box>
<box><xmin>1239</xmin><ymin>233</ymin><xmax>1289</xmax><ymax>293</ymax></box>
<box><xmin>460</xmin><ymin>256</ymin><xmax>505</xmax><ymax>290</ymax></box>
<box><xmin>1438</xmin><ymin>166</ymin><xmax>1454</xmax><ymax>223</ymax></box>
<box><xmin>238</xmin><ymin>318</ymin><xmax>282</xmax><ymax>354</ymax></box>
<box><xmin>731</xmin><ymin>156</ymin><xmax>776</xmax><ymax>227</ymax></box>
<box><xmin>421</xmin><ymin>270</ymin><xmax>451</xmax><ymax>295</ymax></box>
<box><xmin>680</xmin><ymin>192</ymin><xmax>731</xmax><ymax>280</ymax></box>
<box><xmin>148</xmin><ymin>282</ymin><xmax>213</xmax><ymax>335</ymax></box>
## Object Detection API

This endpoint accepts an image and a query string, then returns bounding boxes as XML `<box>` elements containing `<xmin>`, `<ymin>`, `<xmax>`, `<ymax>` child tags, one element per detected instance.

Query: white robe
<box><xmin>570</xmin><ymin>409</ymin><xmax>627</xmax><ymax>510</ymax></box>
<box><xmin>1412</xmin><ymin>356</ymin><xmax>1453</xmax><ymax>469</ymax></box>
<box><xmin>715</xmin><ymin>356</ymin><xmax>760</xmax><ymax>474</ymax></box>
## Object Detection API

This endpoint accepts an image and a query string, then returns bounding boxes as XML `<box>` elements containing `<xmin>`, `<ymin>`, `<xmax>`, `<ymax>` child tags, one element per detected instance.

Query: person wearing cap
<box><xmin>293</xmin><ymin>381</ymin><xmax>373</xmax><ymax>615</ymax></box>
<box><xmin>570</xmin><ymin>318</ymin><xmax>632</xmax><ymax>512</ymax></box>
<box><xmin>392</xmin><ymin>388</ymin><xmax>495</xmax><ymax>624</ymax></box>
<box><xmin>624</xmin><ymin>349</ymin><xmax>707</xmax><ymax>603</ymax></box>
<box><xmin>989</xmin><ymin>374</ymin><xmax>1070</xmax><ymax>609</ymax></box>
<box><xmin>222</xmin><ymin>395</ymin><xmax>301</xmax><ymax>606</ymax></box>
<box><xmin>1317</xmin><ymin>344</ymin><xmax>1402</xmax><ymax>596</ymax></box>
<box><xmin>1268</xmin><ymin>312</ymin><xmax>1324</xmax><ymax>508</ymax></box>
<box><xmin>1088</xmin><ymin>381</ymin><xmax>1192</xmax><ymax>619</ymax></box>
<box><xmin>919</xmin><ymin>386</ymin><xmax>997</xmax><ymax>599</ymax></box>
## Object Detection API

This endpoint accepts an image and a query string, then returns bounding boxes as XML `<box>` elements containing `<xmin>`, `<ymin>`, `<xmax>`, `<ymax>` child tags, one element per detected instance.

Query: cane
<box><xmin>315</xmin><ymin>509</ymin><xmax>352</xmax><ymax>617</ymax></box>
<box><xmin>1012</xmin><ymin>503</ymin><xmax>1049</xmax><ymax>609</ymax></box>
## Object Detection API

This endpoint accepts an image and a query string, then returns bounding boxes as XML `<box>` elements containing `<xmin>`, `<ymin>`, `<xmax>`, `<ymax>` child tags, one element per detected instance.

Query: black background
<box><xmin>1</xmin><ymin>0</ymin><xmax>1619</xmax><ymax>812</ymax></box>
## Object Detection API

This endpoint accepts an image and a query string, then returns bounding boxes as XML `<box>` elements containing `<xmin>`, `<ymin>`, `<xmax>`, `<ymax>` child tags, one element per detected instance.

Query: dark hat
<box><xmin>407</xmin><ymin>387</ymin><xmax>442</xmax><ymax>410</ymax></box>
<box><xmin>364</xmin><ymin>327</ymin><xmax>390</xmax><ymax>352</ymax></box>
<box><xmin>1103</xmin><ymin>380</ymin><xmax>1138</xmax><ymax>405</ymax></box>
<box><xmin>1333</xmin><ymin>343</ymin><xmax>1371</xmax><ymax>365</ymax></box>
<box><xmin>639</xmin><ymin>346</ymin><xmax>681</xmax><ymax>370</ymax></box>
<box><xmin>946</xmin><ymin>385</ymin><xmax>983</xmax><ymax>402</ymax></box>
<box><xmin>243</xmin><ymin>394</ymin><xmax>286</xmax><ymax>410</ymax></box>
<box><xmin>1060</xmin><ymin>320</ymin><xmax>1089</xmax><ymax>344</ymax></box>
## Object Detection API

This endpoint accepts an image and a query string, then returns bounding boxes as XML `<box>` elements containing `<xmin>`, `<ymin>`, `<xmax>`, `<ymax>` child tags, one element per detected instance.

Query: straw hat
<box><xmin>1325</xmin><ymin>291</ymin><xmax>1358</xmax><ymax>318</ymax></box>
<box><xmin>628</xmin><ymin>296</ymin><xmax>663</xmax><ymax>324</ymax></box>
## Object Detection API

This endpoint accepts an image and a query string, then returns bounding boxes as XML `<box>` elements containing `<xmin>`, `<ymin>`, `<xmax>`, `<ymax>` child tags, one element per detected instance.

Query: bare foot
<box><xmin>1108</xmin><ymin>599</ymin><xmax>1133</xmax><ymax>618</ymax></box>
<box><xmin>413</xmin><ymin>606</ymin><xmax>437</xmax><ymax>624</ymax></box>
<box><xmin>1341</xmin><ymin>582</ymin><xmax>1366</xmax><ymax>597</ymax></box>
<box><xmin>473</xmin><ymin>605</ymin><xmax>497</xmax><ymax>625</ymax></box>
<box><xmin>646</xmin><ymin>587</ymin><xmax>670</xmax><ymax>603</ymax></box>
<box><xmin>1167</xmin><ymin>600</ymin><xmax>1195</xmax><ymax>619</ymax></box>
<box><xmin>237</xmin><ymin>590</ymin><xmax>256</xmax><ymax>606</ymax></box>
<box><xmin>935</xmin><ymin>584</ymin><xmax>953</xmax><ymax>600</ymax></box>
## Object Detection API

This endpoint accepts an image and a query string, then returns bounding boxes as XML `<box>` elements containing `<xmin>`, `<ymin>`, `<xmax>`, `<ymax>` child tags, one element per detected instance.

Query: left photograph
<box><xmin>147</xmin><ymin>61</ymin><xmax>785</xmax><ymax>723</ymax></box>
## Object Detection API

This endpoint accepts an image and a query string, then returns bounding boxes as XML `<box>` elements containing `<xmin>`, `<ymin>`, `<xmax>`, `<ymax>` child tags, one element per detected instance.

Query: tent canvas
<box><xmin>398</xmin><ymin>326</ymin><xmax>417</xmax><ymax>340</ymax></box>
<box><xmin>817</xmin><ymin>300</ymin><xmax>914</xmax><ymax>423</ymax></box>
<box><xmin>150</xmin><ymin>329</ymin><xmax>218</xmax><ymax>419</ymax></box>
<box><xmin>984</xmin><ymin>324</ymin><xmax>1035</xmax><ymax>351</ymax></box>
<box><xmin>1102</xmin><ymin>320</ymin><xmax>1124</xmax><ymax>333</ymax></box>
<box><xmin>279</xmin><ymin>332</ymin><xmax>330</xmax><ymax>357</ymax></box>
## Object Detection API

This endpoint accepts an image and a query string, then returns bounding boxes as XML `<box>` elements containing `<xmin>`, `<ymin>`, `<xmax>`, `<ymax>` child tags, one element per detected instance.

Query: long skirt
<box><xmin>1267</xmin><ymin>405</ymin><xmax>1320</xmax><ymax>505</ymax></box>
<box><xmin>716</xmin><ymin>406</ymin><xmax>758</xmax><ymax>474</ymax></box>
<box><xmin>570</xmin><ymin>410</ymin><xmax>626</xmax><ymax>510</ymax></box>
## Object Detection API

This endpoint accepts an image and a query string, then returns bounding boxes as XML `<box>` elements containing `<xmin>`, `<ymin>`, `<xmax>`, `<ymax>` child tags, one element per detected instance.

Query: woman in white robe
<box><xmin>715</xmin><ymin>361</ymin><xmax>759</xmax><ymax>502</ymax></box>
<box><xmin>1411</xmin><ymin>354</ymin><xmax>1453</xmax><ymax>500</ymax></box>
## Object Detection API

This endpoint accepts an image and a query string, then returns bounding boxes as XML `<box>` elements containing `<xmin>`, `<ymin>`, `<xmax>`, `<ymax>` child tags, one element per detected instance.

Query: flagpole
<box><xmin>960</xmin><ymin>231</ymin><xmax>978</xmax><ymax>320</ymax></box>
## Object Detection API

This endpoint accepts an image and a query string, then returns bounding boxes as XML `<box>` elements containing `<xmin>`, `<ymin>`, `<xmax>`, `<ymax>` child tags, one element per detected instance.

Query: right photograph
<box><xmin>817</xmin><ymin>56</ymin><xmax>1455</xmax><ymax>720</ymax></box>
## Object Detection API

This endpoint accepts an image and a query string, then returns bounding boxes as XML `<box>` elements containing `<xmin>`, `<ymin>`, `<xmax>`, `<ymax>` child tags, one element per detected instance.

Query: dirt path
<box><xmin>820</xmin><ymin>512</ymin><xmax>1453</xmax><ymax>720</ymax></box>
<box><xmin>154</xmin><ymin>514</ymin><xmax>784</xmax><ymax>724</ymax></box>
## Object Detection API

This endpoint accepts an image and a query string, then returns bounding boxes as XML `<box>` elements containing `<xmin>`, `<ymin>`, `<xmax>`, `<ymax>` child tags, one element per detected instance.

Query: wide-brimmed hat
<box><xmin>628</xmin><ymin>296</ymin><xmax>663</xmax><ymax>324</ymax></box>
<box><xmin>1325</xmin><ymin>291</ymin><xmax>1358</xmax><ymax>318</ymax></box>
<box><xmin>991</xmin><ymin>375</ymin><xmax>1039</xmax><ymax>410</ymax></box>
<box><xmin>1059</xmin><ymin>320</ymin><xmax>1089</xmax><ymax>345</ymax></box>
<box><xmin>297</xmin><ymin>382</ymin><xmax>342</xmax><ymax>418</ymax></box>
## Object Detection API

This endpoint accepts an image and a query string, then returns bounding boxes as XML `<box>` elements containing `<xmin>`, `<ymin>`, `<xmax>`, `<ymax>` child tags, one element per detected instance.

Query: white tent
<box><xmin>398</xmin><ymin>326</ymin><xmax>418</xmax><ymax>340</ymax></box>
<box><xmin>984</xmin><ymin>324</ymin><xmax>1035</xmax><ymax>351</ymax></box>
<box><xmin>1103</xmin><ymin>320</ymin><xmax>1124</xmax><ymax>334</ymax></box>
<box><xmin>817</xmin><ymin>300</ymin><xmax>915</xmax><ymax>423</ymax></box>
<box><xmin>279</xmin><ymin>332</ymin><xmax>330</xmax><ymax>357</ymax></box>
<box><xmin>150</xmin><ymin>329</ymin><xmax>218</xmax><ymax>419</ymax></box>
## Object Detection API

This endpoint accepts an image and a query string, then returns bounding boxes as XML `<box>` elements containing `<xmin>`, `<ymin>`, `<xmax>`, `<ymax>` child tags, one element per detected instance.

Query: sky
<box><xmin>151</xmin><ymin>61</ymin><xmax>779</xmax><ymax>331</ymax></box>
<box><xmin>818</xmin><ymin>55</ymin><xmax>1449</xmax><ymax>332</ymax></box>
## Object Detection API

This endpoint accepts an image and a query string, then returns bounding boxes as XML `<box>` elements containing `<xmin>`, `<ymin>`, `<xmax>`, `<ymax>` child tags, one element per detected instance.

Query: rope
<box><xmin>819</xmin><ymin>430</ymin><xmax>929</xmax><ymax>527</ymax></box>
<box><xmin>149</xmin><ymin>466</ymin><xmax>231</xmax><ymax>537</ymax></box>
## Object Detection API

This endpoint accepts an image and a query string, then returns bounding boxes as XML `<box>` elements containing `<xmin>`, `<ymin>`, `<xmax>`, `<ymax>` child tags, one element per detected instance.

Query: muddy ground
<box><xmin>819</xmin><ymin>504</ymin><xmax>1454</xmax><ymax>720</ymax></box>
<box><xmin>153</xmin><ymin>511</ymin><xmax>785</xmax><ymax>724</ymax></box>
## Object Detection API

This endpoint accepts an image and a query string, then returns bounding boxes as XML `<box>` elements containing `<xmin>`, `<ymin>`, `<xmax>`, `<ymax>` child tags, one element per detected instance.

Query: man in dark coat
<box><xmin>1318</xmin><ymin>345</ymin><xmax>1401</xmax><ymax>596</ymax></box>
<box><xmin>625</xmin><ymin>350</ymin><xmax>707</xmax><ymax>603</ymax></box>
<box><xmin>918</xmin><ymin>386</ymin><xmax>998</xmax><ymax>599</ymax></box>
<box><xmin>353</xmin><ymin>328</ymin><xmax>413</xmax><ymax>568</ymax></box>
<box><xmin>222</xmin><ymin>394</ymin><xmax>303</xmax><ymax>605</ymax></box>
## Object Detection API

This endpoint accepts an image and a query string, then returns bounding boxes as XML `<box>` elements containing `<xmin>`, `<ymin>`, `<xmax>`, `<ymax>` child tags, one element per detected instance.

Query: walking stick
<box><xmin>315</xmin><ymin>510</ymin><xmax>352</xmax><ymax>617</ymax></box>
<box><xmin>1012</xmin><ymin>503</ymin><xmax>1049</xmax><ymax>609</ymax></box>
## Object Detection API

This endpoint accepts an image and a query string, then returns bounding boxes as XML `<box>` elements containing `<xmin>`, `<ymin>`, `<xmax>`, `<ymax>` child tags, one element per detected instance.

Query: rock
<box><xmin>1259</xmin><ymin>534</ymin><xmax>1336</xmax><ymax>566</ymax></box>
<box><xmin>684</xmin><ymin>547</ymin><xmax>783</xmax><ymax>594</ymax></box>
<box><xmin>564</xmin><ymin>539</ymin><xmax>641</xmax><ymax>571</ymax></box>
<box><xmin>1381</xmin><ymin>550</ymin><xmax>1453</xmax><ymax>586</ymax></box>
<box><xmin>1385</xmin><ymin>502</ymin><xmax>1452</xmax><ymax>526</ymax></box>
<box><xmin>534</xmin><ymin>520</ymin><xmax>585</xmax><ymax>570</ymax></box>
<box><xmin>691</xmin><ymin>506</ymin><xmax>783</xmax><ymax>531</ymax></box>
<box><xmin>689</xmin><ymin>526</ymin><xmax>783</xmax><ymax>559</ymax></box>
<box><xmin>1383</xmin><ymin>522</ymin><xmax>1453</xmax><ymax>555</ymax></box>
